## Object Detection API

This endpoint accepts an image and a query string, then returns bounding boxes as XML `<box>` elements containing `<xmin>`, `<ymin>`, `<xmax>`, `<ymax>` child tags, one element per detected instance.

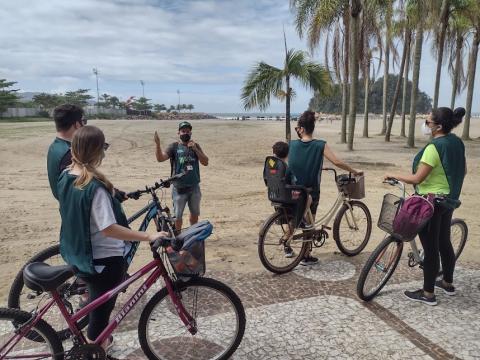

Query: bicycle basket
<box><xmin>166</xmin><ymin>240</ymin><xmax>206</xmax><ymax>278</ymax></box>
<box><xmin>336</xmin><ymin>174</ymin><xmax>365</xmax><ymax>199</ymax></box>
<box><xmin>377</xmin><ymin>193</ymin><xmax>402</xmax><ymax>236</ymax></box>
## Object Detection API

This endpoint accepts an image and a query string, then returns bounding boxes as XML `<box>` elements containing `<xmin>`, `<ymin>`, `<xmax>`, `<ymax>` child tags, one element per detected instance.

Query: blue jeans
<box><xmin>172</xmin><ymin>184</ymin><xmax>202</xmax><ymax>219</ymax></box>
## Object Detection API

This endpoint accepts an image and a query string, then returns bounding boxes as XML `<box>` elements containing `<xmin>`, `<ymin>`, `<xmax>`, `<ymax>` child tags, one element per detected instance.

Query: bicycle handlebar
<box><xmin>150</xmin><ymin>236</ymin><xmax>184</xmax><ymax>253</ymax></box>
<box><xmin>126</xmin><ymin>172</ymin><xmax>187</xmax><ymax>199</ymax></box>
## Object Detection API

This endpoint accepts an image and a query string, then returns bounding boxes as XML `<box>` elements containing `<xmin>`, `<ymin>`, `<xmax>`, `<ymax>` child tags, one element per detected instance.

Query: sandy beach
<box><xmin>0</xmin><ymin>116</ymin><xmax>478</xmax><ymax>301</ymax></box>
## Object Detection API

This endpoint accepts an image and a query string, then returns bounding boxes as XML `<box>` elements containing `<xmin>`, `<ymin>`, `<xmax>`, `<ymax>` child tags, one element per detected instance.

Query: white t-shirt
<box><xmin>90</xmin><ymin>187</ymin><xmax>126</xmax><ymax>261</ymax></box>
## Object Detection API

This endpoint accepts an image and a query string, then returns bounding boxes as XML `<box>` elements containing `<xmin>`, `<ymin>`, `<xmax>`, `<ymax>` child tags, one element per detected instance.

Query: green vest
<box><xmin>47</xmin><ymin>138</ymin><xmax>71</xmax><ymax>200</ymax></box>
<box><xmin>171</xmin><ymin>143</ymin><xmax>200</xmax><ymax>189</ymax></box>
<box><xmin>288</xmin><ymin>139</ymin><xmax>326</xmax><ymax>193</ymax></box>
<box><xmin>413</xmin><ymin>134</ymin><xmax>466</xmax><ymax>208</ymax></box>
<box><xmin>57</xmin><ymin>172</ymin><xmax>129</xmax><ymax>276</ymax></box>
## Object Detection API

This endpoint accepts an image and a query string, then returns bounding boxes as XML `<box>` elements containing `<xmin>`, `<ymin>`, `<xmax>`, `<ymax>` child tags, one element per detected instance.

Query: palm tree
<box><xmin>407</xmin><ymin>0</ymin><xmax>427</xmax><ymax>148</ymax></box>
<box><xmin>447</xmin><ymin>18</ymin><xmax>468</xmax><ymax>108</ymax></box>
<box><xmin>386</xmin><ymin>19</ymin><xmax>412</xmax><ymax>141</ymax></box>
<box><xmin>290</xmin><ymin>0</ymin><xmax>350</xmax><ymax>143</ymax></box>
<box><xmin>241</xmin><ymin>47</ymin><xmax>331</xmax><ymax>141</ymax></box>
<box><xmin>347</xmin><ymin>0</ymin><xmax>362</xmax><ymax>150</ymax></box>
<box><xmin>462</xmin><ymin>0</ymin><xmax>480</xmax><ymax>140</ymax></box>
<box><xmin>381</xmin><ymin>0</ymin><xmax>394</xmax><ymax>135</ymax></box>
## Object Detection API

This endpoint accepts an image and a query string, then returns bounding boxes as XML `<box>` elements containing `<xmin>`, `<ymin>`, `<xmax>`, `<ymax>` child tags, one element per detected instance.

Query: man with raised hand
<box><xmin>154</xmin><ymin>121</ymin><xmax>209</xmax><ymax>231</ymax></box>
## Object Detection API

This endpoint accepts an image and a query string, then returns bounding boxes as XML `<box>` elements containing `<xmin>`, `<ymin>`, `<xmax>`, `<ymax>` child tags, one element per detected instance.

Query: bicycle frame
<box><xmin>1</xmin><ymin>255</ymin><xmax>196</xmax><ymax>357</ymax></box>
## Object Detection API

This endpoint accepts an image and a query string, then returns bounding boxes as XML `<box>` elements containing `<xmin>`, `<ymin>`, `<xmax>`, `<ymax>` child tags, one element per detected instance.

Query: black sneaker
<box><xmin>435</xmin><ymin>280</ymin><xmax>456</xmax><ymax>296</ymax></box>
<box><xmin>300</xmin><ymin>256</ymin><xmax>319</xmax><ymax>266</ymax></box>
<box><xmin>284</xmin><ymin>246</ymin><xmax>294</xmax><ymax>258</ymax></box>
<box><xmin>404</xmin><ymin>289</ymin><xmax>437</xmax><ymax>306</ymax></box>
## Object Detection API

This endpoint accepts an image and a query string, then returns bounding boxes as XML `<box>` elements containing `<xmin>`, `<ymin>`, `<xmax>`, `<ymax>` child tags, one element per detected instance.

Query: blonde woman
<box><xmin>57</xmin><ymin>125</ymin><xmax>167</xmax><ymax>350</ymax></box>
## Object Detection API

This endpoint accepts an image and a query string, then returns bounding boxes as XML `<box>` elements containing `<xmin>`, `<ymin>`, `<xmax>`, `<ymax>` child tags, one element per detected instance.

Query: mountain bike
<box><xmin>258</xmin><ymin>168</ymin><xmax>372</xmax><ymax>274</ymax></box>
<box><xmin>356</xmin><ymin>178</ymin><xmax>468</xmax><ymax>301</ymax></box>
<box><xmin>7</xmin><ymin>173</ymin><xmax>184</xmax><ymax>341</ymax></box>
<box><xmin>0</xmin><ymin>226</ymin><xmax>245</xmax><ymax>359</ymax></box>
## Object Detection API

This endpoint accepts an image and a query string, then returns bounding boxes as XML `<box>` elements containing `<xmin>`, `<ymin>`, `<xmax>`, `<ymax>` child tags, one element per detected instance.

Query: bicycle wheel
<box><xmin>450</xmin><ymin>218</ymin><xmax>468</xmax><ymax>260</ymax></box>
<box><xmin>0</xmin><ymin>307</ymin><xmax>64</xmax><ymax>359</ymax></box>
<box><xmin>333</xmin><ymin>200</ymin><xmax>372</xmax><ymax>256</ymax></box>
<box><xmin>8</xmin><ymin>244</ymin><xmax>88</xmax><ymax>341</ymax></box>
<box><xmin>139</xmin><ymin>277</ymin><xmax>246</xmax><ymax>360</ymax></box>
<box><xmin>258</xmin><ymin>211</ymin><xmax>309</xmax><ymax>274</ymax></box>
<box><xmin>357</xmin><ymin>236</ymin><xmax>404</xmax><ymax>301</ymax></box>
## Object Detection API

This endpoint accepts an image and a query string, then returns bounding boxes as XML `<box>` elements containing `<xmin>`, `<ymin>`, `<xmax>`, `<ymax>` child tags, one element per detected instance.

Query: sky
<box><xmin>1</xmin><ymin>0</ymin><xmax>479</xmax><ymax>113</ymax></box>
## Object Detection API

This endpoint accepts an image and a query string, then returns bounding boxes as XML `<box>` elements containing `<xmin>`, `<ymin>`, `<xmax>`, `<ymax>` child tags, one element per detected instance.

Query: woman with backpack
<box><xmin>385</xmin><ymin>107</ymin><xmax>467</xmax><ymax>306</ymax></box>
<box><xmin>57</xmin><ymin>125</ymin><xmax>168</xmax><ymax>351</ymax></box>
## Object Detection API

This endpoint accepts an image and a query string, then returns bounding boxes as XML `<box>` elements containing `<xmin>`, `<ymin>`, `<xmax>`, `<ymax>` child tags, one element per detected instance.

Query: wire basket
<box><xmin>377</xmin><ymin>193</ymin><xmax>403</xmax><ymax>236</ymax></box>
<box><xmin>166</xmin><ymin>241</ymin><xmax>206</xmax><ymax>278</ymax></box>
<box><xmin>336</xmin><ymin>175</ymin><xmax>365</xmax><ymax>199</ymax></box>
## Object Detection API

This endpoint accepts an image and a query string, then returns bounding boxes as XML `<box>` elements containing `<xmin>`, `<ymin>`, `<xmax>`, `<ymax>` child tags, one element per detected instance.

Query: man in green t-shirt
<box><xmin>289</xmin><ymin>111</ymin><xmax>362</xmax><ymax>265</ymax></box>
<box><xmin>154</xmin><ymin>121</ymin><xmax>209</xmax><ymax>231</ymax></box>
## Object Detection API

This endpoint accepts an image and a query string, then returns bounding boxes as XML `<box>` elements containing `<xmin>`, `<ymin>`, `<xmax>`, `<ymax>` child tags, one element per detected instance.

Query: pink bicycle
<box><xmin>0</xmin><ymin>180</ymin><xmax>246</xmax><ymax>360</ymax></box>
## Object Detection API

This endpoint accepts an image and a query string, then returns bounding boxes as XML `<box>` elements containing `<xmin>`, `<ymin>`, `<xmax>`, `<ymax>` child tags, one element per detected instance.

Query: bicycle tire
<box><xmin>357</xmin><ymin>236</ymin><xmax>403</xmax><ymax>301</ymax></box>
<box><xmin>258</xmin><ymin>211</ymin><xmax>308</xmax><ymax>274</ymax></box>
<box><xmin>8</xmin><ymin>244</ymin><xmax>89</xmax><ymax>341</ymax></box>
<box><xmin>0</xmin><ymin>307</ymin><xmax>64</xmax><ymax>360</ymax></box>
<box><xmin>450</xmin><ymin>218</ymin><xmax>468</xmax><ymax>260</ymax></box>
<box><xmin>138</xmin><ymin>277</ymin><xmax>246</xmax><ymax>360</ymax></box>
<box><xmin>333</xmin><ymin>200</ymin><xmax>372</xmax><ymax>256</ymax></box>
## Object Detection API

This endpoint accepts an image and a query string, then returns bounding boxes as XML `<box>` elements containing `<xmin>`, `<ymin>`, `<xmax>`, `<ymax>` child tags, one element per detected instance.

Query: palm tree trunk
<box><xmin>348</xmin><ymin>0</ymin><xmax>361</xmax><ymax>151</ymax></box>
<box><xmin>381</xmin><ymin>1</ymin><xmax>392</xmax><ymax>135</ymax></box>
<box><xmin>286</xmin><ymin>76</ymin><xmax>291</xmax><ymax>141</ymax></box>
<box><xmin>408</xmin><ymin>27</ymin><xmax>424</xmax><ymax>148</ymax></box>
<box><xmin>462</xmin><ymin>31</ymin><xmax>479</xmax><ymax>140</ymax></box>
<box><xmin>433</xmin><ymin>0</ymin><xmax>450</xmax><ymax>110</ymax></box>
<box><xmin>450</xmin><ymin>33</ymin><xmax>464</xmax><ymax>109</ymax></box>
<box><xmin>400</xmin><ymin>33</ymin><xmax>411</xmax><ymax>138</ymax></box>
<box><xmin>363</xmin><ymin>60</ymin><xmax>370</xmax><ymax>138</ymax></box>
<box><xmin>341</xmin><ymin>14</ymin><xmax>350</xmax><ymax>144</ymax></box>
<box><xmin>386</xmin><ymin>28</ymin><xmax>411</xmax><ymax>142</ymax></box>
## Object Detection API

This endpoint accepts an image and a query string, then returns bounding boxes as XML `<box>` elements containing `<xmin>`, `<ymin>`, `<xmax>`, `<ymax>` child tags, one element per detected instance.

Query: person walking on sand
<box><xmin>288</xmin><ymin>111</ymin><xmax>362</xmax><ymax>266</ymax></box>
<box><xmin>385</xmin><ymin>107</ymin><xmax>467</xmax><ymax>306</ymax></box>
<box><xmin>154</xmin><ymin>121</ymin><xmax>209</xmax><ymax>231</ymax></box>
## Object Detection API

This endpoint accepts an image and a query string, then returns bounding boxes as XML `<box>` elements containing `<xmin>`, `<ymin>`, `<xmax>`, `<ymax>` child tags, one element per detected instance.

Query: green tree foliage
<box><xmin>32</xmin><ymin>93</ymin><xmax>64</xmax><ymax>109</ymax></box>
<box><xmin>309</xmin><ymin>75</ymin><xmax>432</xmax><ymax>115</ymax></box>
<box><xmin>64</xmin><ymin>89</ymin><xmax>94</xmax><ymax>107</ymax></box>
<box><xmin>0</xmin><ymin>79</ymin><xmax>20</xmax><ymax>114</ymax></box>
<box><xmin>133</xmin><ymin>97</ymin><xmax>153</xmax><ymax>111</ymax></box>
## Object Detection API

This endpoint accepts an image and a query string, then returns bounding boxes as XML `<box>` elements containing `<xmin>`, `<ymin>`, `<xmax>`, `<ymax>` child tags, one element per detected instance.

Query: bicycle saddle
<box><xmin>23</xmin><ymin>262</ymin><xmax>76</xmax><ymax>292</ymax></box>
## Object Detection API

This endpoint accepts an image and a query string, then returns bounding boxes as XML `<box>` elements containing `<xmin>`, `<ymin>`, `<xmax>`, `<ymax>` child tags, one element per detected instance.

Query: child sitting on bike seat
<box><xmin>57</xmin><ymin>126</ymin><xmax>168</xmax><ymax>352</ymax></box>
<box><xmin>270</xmin><ymin>142</ymin><xmax>314</xmax><ymax>257</ymax></box>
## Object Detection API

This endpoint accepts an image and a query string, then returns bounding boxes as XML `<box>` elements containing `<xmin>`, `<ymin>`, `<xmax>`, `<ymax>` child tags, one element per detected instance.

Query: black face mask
<box><xmin>180</xmin><ymin>133</ymin><xmax>191</xmax><ymax>143</ymax></box>
<box><xmin>296</xmin><ymin>129</ymin><xmax>302</xmax><ymax>139</ymax></box>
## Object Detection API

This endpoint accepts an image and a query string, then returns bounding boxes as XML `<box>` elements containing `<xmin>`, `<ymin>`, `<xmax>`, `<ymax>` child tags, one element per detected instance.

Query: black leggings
<box><xmin>81</xmin><ymin>256</ymin><xmax>126</xmax><ymax>340</ymax></box>
<box><xmin>418</xmin><ymin>204</ymin><xmax>455</xmax><ymax>293</ymax></box>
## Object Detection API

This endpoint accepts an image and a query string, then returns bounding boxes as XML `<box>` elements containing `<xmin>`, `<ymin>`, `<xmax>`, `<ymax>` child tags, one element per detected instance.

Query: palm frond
<box><xmin>241</xmin><ymin>62</ymin><xmax>283</xmax><ymax>111</ymax></box>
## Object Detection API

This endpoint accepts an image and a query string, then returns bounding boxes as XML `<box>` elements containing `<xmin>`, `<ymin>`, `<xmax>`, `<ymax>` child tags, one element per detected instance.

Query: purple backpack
<box><xmin>393</xmin><ymin>195</ymin><xmax>434</xmax><ymax>240</ymax></box>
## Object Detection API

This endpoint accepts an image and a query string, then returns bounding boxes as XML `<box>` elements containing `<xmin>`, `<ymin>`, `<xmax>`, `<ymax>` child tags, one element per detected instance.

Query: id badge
<box><xmin>186</xmin><ymin>165</ymin><xmax>193</xmax><ymax>171</ymax></box>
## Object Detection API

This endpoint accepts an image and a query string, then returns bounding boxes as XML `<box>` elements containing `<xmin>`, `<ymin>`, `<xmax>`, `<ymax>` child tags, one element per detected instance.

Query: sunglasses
<box><xmin>425</xmin><ymin>120</ymin><xmax>435</xmax><ymax>126</ymax></box>
<box><xmin>103</xmin><ymin>142</ymin><xmax>110</xmax><ymax>151</ymax></box>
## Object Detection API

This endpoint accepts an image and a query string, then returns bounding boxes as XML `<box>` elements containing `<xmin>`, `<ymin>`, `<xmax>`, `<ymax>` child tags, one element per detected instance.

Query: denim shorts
<box><xmin>172</xmin><ymin>184</ymin><xmax>202</xmax><ymax>219</ymax></box>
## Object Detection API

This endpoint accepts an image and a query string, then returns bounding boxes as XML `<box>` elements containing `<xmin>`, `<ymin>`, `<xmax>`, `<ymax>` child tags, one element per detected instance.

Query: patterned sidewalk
<box><xmin>108</xmin><ymin>252</ymin><xmax>479</xmax><ymax>359</ymax></box>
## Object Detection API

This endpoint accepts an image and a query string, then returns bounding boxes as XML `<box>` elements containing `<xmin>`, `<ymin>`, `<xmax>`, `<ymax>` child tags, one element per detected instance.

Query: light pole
<box><xmin>92</xmin><ymin>68</ymin><xmax>100</xmax><ymax>107</ymax></box>
<box><xmin>177</xmin><ymin>89</ymin><xmax>180</xmax><ymax>111</ymax></box>
<box><xmin>140</xmin><ymin>80</ymin><xmax>145</xmax><ymax>98</ymax></box>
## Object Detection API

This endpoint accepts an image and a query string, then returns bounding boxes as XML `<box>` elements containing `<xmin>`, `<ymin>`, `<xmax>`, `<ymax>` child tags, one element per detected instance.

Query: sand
<box><xmin>0</xmin><ymin>116</ymin><xmax>478</xmax><ymax>301</ymax></box>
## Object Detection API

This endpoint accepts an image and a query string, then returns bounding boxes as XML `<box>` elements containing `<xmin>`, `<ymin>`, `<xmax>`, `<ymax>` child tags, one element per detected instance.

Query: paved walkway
<box><xmin>108</xmin><ymin>252</ymin><xmax>479</xmax><ymax>359</ymax></box>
